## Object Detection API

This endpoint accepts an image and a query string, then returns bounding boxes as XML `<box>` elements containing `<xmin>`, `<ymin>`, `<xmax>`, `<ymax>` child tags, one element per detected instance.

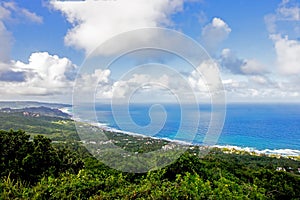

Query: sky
<box><xmin>0</xmin><ymin>0</ymin><xmax>299</xmax><ymax>103</ymax></box>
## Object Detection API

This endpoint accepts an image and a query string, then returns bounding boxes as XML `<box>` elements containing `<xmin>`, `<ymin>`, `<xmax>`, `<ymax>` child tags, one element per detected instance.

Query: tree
<box><xmin>0</xmin><ymin>129</ymin><xmax>83</xmax><ymax>184</ymax></box>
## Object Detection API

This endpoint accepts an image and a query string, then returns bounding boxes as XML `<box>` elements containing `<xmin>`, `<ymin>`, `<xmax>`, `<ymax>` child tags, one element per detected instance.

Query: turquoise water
<box><xmin>93</xmin><ymin>103</ymin><xmax>300</xmax><ymax>153</ymax></box>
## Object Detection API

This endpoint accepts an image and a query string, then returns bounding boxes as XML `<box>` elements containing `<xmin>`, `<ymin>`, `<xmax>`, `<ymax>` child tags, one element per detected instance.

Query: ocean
<box><xmin>72</xmin><ymin>103</ymin><xmax>300</xmax><ymax>156</ymax></box>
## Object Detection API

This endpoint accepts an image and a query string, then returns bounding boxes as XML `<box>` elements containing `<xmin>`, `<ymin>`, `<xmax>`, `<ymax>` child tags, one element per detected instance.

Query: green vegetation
<box><xmin>0</xmin><ymin>130</ymin><xmax>83</xmax><ymax>184</ymax></box>
<box><xmin>103</xmin><ymin>130</ymin><xmax>169</xmax><ymax>153</ymax></box>
<box><xmin>0</xmin><ymin>107</ymin><xmax>169</xmax><ymax>149</ymax></box>
<box><xmin>0</xmin><ymin>111</ymin><xmax>78</xmax><ymax>141</ymax></box>
<box><xmin>1</xmin><ymin>130</ymin><xmax>300</xmax><ymax>199</ymax></box>
<box><xmin>0</xmin><ymin>106</ymin><xmax>299</xmax><ymax>199</ymax></box>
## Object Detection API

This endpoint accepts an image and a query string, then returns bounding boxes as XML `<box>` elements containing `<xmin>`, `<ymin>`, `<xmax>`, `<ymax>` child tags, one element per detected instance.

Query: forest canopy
<box><xmin>1</xmin><ymin>129</ymin><xmax>300</xmax><ymax>199</ymax></box>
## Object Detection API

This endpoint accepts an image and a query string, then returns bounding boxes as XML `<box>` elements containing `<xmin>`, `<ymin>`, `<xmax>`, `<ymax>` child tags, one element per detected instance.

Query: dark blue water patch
<box><xmin>94</xmin><ymin>103</ymin><xmax>300</xmax><ymax>150</ymax></box>
<box><xmin>219</xmin><ymin>103</ymin><xmax>300</xmax><ymax>150</ymax></box>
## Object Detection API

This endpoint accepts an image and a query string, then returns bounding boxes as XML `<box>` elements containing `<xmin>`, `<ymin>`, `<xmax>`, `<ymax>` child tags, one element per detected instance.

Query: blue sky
<box><xmin>0</xmin><ymin>0</ymin><xmax>299</xmax><ymax>103</ymax></box>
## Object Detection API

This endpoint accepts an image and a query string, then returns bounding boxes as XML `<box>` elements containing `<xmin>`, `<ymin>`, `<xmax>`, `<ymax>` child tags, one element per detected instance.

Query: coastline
<box><xmin>59</xmin><ymin>106</ymin><xmax>300</xmax><ymax>159</ymax></box>
<box><xmin>212</xmin><ymin>145</ymin><xmax>300</xmax><ymax>159</ymax></box>
<box><xmin>58</xmin><ymin>107</ymin><xmax>73</xmax><ymax>117</ymax></box>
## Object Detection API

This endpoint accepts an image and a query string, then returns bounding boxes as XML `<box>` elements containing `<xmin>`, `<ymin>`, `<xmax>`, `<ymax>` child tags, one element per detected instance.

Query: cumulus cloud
<box><xmin>94</xmin><ymin>60</ymin><xmax>224</xmax><ymax>103</ymax></box>
<box><xmin>76</xmin><ymin>68</ymin><xmax>111</xmax><ymax>98</ymax></box>
<box><xmin>261</xmin><ymin>0</ymin><xmax>300</xmax><ymax>100</ymax></box>
<box><xmin>220</xmin><ymin>49</ymin><xmax>268</xmax><ymax>75</ymax></box>
<box><xmin>16</xmin><ymin>52</ymin><xmax>76</xmax><ymax>88</ymax></box>
<box><xmin>220</xmin><ymin>49</ymin><xmax>244</xmax><ymax>74</ymax></box>
<box><xmin>89</xmin><ymin>61</ymin><xmax>222</xmax><ymax>102</ymax></box>
<box><xmin>271</xmin><ymin>34</ymin><xmax>300</xmax><ymax>75</ymax></box>
<box><xmin>188</xmin><ymin>71</ymin><xmax>208</xmax><ymax>93</ymax></box>
<box><xmin>218</xmin><ymin>45</ymin><xmax>297</xmax><ymax>101</ymax></box>
<box><xmin>111</xmin><ymin>73</ymin><xmax>168</xmax><ymax>99</ymax></box>
<box><xmin>94</xmin><ymin>66</ymin><xmax>192</xmax><ymax>100</ymax></box>
<box><xmin>215</xmin><ymin>0</ymin><xmax>300</xmax><ymax>101</ymax></box>
<box><xmin>50</xmin><ymin>0</ymin><xmax>185</xmax><ymax>55</ymax></box>
<box><xmin>6</xmin><ymin>52</ymin><xmax>291</xmax><ymax>102</ymax></box>
<box><xmin>202</xmin><ymin>17</ymin><xmax>231</xmax><ymax>52</ymax></box>
<box><xmin>0</xmin><ymin>52</ymin><xmax>77</xmax><ymax>96</ymax></box>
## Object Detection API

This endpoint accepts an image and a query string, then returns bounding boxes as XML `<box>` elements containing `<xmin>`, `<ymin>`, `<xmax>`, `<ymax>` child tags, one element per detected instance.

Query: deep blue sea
<box><xmin>83</xmin><ymin>103</ymin><xmax>300</xmax><ymax>155</ymax></box>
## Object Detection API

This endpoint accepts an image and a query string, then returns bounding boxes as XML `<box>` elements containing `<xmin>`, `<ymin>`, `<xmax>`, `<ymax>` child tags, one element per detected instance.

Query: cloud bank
<box><xmin>50</xmin><ymin>0</ymin><xmax>185</xmax><ymax>55</ymax></box>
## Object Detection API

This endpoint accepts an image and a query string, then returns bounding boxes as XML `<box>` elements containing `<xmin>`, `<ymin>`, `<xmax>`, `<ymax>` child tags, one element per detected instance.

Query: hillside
<box><xmin>0</xmin><ymin>101</ymin><xmax>71</xmax><ymax>109</ymax></box>
<box><xmin>0</xmin><ymin>104</ymin><xmax>299</xmax><ymax>199</ymax></box>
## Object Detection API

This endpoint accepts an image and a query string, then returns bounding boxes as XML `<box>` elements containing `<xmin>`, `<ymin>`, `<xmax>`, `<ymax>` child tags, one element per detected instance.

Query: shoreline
<box><xmin>59</xmin><ymin>107</ymin><xmax>300</xmax><ymax>159</ymax></box>
<box><xmin>212</xmin><ymin>145</ymin><xmax>300</xmax><ymax>158</ymax></box>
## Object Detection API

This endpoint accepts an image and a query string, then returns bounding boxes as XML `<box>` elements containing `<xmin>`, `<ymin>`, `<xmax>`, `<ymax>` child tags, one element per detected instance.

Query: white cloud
<box><xmin>202</xmin><ymin>17</ymin><xmax>231</xmax><ymax>52</ymax></box>
<box><xmin>188</xmin><ymin>60</ymin><xmax>222</xmax><ymax>93</ymax></box>
<box><xmin>91</xmin><ymin>61</ymin><xmax>221</xmax><ymax>102</ymax></box>
<box><xmin>0</xmin><ymin>2</ymin><xmax>58</xmax><ymax>96</ymax></box>
<box><xmin>249</xmin><ymin>75</ymin><xmax>269</xmax><ymax>85</ymax></box>
<box><xmin>111</xmin><ymin>74</ymin><xmax>158</xmax><ymax>99</ymax></box>
<box><xmin>76</xmin><ymin>68</ymin><xmax>111</xmax><ymax>96</ymax></box>
<box><xmin>271</xmin><ymin>34</ymin><xmax>300</xmax><ymax>75</ymax></box>
<box><xmin>220</xmin><ymin>48</ymin><xmax>244</xmax><ymax>74</ymax></box>
<box><xmin>241</xmin><ymin>59</ymin><xmax>267</xmax><ymax>75</ymax></box>
<box><xmin>2</xmin><ymin>51</ymin><xmax>295</xmax><ymax>102</ymax></box>
<box><xmin>265</xmin><ymin>0</ymin><xmax>300</xmax><ymax>33</ymax></box>
<box><xmin>50</xmin><ymin>0</ymin><xmax>185</xmax><ymax>54</ymax></box>
<box><xmin>261</xmin><ymin>0</ymin><xmax>300</xmax><ymax>101</ymax></box>
<box><xmin>221</xmin><ymin>71</ymin><xmax>300</xmax><ymax>102</ymax></box>
<box><xmin>220</xmin><ymin>48</ymin><xmax>267</xmax><ymax>75</ymax></box>
<box><xmin>96</xmin><ymin>69</ymin><xmax>183</xmax><ymax>100</ymax></box>
<box><xmin>277</xmin><ymin>0</ymin><xmax>300</xmax><ymax>21</ymax></box>
<box><xmin>222</xmin><ymin>78</ymin><xmax>271</xmax><ymax>100</ymax></box>
<box><xmin>16</xmin><ymin>52</ymin><xmax>76</xmax><ymax>88</ymax></box>
<box><xmin>74</xmin><ymin>67</ymin><xmax>185</xmax><ymax>102</ymax></box>
<box><xmin>0</xmin><ymin>52</ymin><xmax>77</xmax><ymax>96</ymax></box>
